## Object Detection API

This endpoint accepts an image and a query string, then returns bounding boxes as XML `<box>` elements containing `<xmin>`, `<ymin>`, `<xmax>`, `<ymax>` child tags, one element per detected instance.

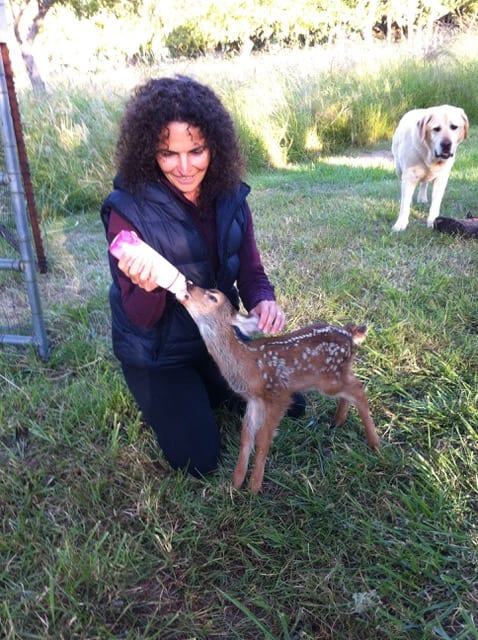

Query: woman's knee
<box><xmin>121</xmin><ymin>363</ymin><xmax>222</xmax><ymax>477</ymax></box>
<box><xmin>161</xmin><ymin>430</ymin><xmax>221</xmax><ymax>477</ymax></box>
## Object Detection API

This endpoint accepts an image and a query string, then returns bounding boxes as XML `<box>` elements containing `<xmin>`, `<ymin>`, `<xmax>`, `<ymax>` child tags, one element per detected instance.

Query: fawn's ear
<box><xmin>232</xmin><ymin>312</ymin><xmax>260</xmax><ymax>337</ymax></box>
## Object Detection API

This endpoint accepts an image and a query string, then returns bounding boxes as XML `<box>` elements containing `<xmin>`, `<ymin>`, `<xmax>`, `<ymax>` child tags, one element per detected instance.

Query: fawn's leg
<box><xmin>332</xmin><ymin>398</ymin><xmax>350</xmax><ymax>426</ymax></box>
<box><xmin>248</xmin><ymin>401</ymin><xmax>289</xmax><ymax>495</ymax></box>
<box><xmin>232</xmin><ymin>399</ymin><xmax>264</xmax><ymax>489</ymax></box>
<box><xmin>342</xmin><ymin>377</ymin><xmax>379</xmax><ymax>449</ymax></box>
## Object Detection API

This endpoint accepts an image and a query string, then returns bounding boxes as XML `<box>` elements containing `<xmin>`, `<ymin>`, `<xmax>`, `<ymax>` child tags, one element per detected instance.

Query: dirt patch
<box><xmin>325</xmin><ymin>149</ymin><xmax>394</xmax><ymax>169</ymax></box>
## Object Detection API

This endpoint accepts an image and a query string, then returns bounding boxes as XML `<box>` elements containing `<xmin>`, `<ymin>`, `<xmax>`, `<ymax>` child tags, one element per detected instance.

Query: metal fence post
<box><xmin>0</xmin><ymin>1</ymin><xmax>50</xmax><ymax>359</ymax></box>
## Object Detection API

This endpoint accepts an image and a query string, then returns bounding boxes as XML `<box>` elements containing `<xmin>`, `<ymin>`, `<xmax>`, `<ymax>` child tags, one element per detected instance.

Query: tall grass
<box><xmin>1</xmin><ymin>36</ymin><xmax>477</xmax><ymax>639</ymax></box>
<box><xmin>18</xmin><ymin>32</ymin><xmax>478</xmax><ymax>219</ymax></box>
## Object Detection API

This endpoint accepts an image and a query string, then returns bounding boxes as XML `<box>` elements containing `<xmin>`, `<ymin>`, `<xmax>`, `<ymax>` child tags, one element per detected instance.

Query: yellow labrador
<box><xmin>391</xmin><ymin>105</ymin><xmax>469</xmax><ymax>231</ymax></box>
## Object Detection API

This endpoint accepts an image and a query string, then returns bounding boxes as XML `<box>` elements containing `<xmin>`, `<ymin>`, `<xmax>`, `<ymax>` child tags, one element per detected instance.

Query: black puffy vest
<box><xmin>100</xmin><ymin>177</ymin><xmax>249</xmax><ymax>368</ymax></box>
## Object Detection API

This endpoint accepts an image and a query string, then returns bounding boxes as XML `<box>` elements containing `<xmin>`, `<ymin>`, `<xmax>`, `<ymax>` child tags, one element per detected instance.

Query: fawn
<box><xmin>177</xmin><ymin>282</ymin><xmax>379</xmax><ymax>494</ymax></box>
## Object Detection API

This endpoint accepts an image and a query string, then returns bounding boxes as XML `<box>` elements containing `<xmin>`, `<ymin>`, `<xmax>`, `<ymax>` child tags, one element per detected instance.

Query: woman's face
<box><xmin>156</xmin><ymin>121</ymin><xmax>210</xmax><ymax>204</ymax></box>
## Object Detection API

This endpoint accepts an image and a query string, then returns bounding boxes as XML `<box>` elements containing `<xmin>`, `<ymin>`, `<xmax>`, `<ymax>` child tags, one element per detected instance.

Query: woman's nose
<box><xmin>178</xmin><ymin>154</ymin><xmax>191</xmax><ymax>173</ymax></box>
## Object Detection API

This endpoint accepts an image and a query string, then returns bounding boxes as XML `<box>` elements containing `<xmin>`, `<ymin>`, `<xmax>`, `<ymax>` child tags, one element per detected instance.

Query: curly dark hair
<box><xmin>115</xmin><ymin>75</ymin><xmax>245</xmax><ymax>208</ymax></box>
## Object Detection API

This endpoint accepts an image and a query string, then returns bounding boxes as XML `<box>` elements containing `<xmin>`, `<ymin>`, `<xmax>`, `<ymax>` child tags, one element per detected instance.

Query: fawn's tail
<box><xmin>344</xmin><ymin>323</ymin><xmax>368</xmax><ymax>345</ymax></box>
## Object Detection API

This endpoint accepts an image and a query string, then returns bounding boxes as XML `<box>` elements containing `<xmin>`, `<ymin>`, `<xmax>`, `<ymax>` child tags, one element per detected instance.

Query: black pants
<box><xmin>121</xmin><ymin>356</ymin><xmax>235</xmax><ymax>477</ymax></box>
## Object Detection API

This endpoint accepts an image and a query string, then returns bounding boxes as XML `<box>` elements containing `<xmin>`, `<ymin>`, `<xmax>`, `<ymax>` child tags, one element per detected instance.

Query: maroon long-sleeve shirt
<box><xmin>106</xmin><ymin>182</ymin><xmax>275</xmax><ymax>329</ymax></box>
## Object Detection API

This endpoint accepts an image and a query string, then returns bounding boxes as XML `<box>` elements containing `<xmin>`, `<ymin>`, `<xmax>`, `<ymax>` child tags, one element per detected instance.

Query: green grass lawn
<box><xmin>1</xmin><ymin>131</ymin><xmax>476</xmax><ymax>638</ymax></box>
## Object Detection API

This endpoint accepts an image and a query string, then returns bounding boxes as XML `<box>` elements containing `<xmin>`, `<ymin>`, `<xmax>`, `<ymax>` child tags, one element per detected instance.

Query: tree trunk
<box><xmin>19</xmin><ymin>46</ymin><xmax>45</xmax><ymax>92</ymax></box>
<box><xmin>11</xmin><ymin>0</ymin><xmax>53</xmax><ymax>92</ymax></box>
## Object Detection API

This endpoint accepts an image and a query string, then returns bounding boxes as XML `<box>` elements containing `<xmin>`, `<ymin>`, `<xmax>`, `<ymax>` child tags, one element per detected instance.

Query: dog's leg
<box><xmin>417</xmin><ymin>181</ymin><xmax>428</xmax><ymax>203</ymax></box>
<box><xmin>427</xmin><ymin>173</ymin><xmax>451</xmax><ymax>227</ymax></box>
<box><xmin>392</xmin><ymin>177</ymin><xmax>417</xmax><ymax>231</ymax></box>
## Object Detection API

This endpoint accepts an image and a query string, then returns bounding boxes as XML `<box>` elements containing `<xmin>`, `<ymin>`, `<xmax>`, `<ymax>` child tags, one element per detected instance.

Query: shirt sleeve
<box><xmin>107</xmin><ymin>211</ymin><xmax>167</xmax><ymax>328</ymax></box>
<box><xmin>236</xmin><ymin>203</ymin><xmax>276</xmax><ymax>312</ymax></box>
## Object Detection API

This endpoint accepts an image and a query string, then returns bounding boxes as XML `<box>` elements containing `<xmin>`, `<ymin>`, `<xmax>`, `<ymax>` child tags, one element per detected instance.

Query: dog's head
<box><xmin>418</xmin><ymin>105</ymin><xmax>469</xmax><ymax>160</ymax></box>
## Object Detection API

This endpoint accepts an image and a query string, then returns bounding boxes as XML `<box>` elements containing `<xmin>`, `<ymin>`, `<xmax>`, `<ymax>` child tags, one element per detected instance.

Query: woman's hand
<box><xmin>250</xmin><ymin>300</ymin><xmax>286</xmax><ymax>335</ymax></box>
<box><xmin>117</xmin><ymin>253</ymin><xmax>161</xmax><ymax>292</ymax></box>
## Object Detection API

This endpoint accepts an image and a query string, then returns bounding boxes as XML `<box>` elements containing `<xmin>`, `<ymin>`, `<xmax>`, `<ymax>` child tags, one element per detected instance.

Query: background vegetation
<box><xmin>10</xmin><ymin>0</ymin><xmax>478</xmax><ymax>87</ymax></box>
<box><xmin>13</xmin><ymin>30</ymin><xmax>478</xmax><ymax>219</ymax></box>
<box><xmin>1</xmin><ymin>11</ymin><xmax>477</xmax><ymax>640</ymax></box>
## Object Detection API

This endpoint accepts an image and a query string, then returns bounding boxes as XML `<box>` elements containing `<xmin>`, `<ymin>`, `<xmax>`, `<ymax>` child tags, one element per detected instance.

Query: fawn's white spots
<box><xmin>252</xmin><ymin>332</ymin><xmax>352</xmax><ymax>384</ymax></box>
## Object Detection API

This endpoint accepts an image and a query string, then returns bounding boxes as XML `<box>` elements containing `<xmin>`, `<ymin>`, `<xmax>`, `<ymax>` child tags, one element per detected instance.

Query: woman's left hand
<box><xmin>250</xmin><ymin>300</ymin><xmax>286</xmax><ymax>335</ymax></box>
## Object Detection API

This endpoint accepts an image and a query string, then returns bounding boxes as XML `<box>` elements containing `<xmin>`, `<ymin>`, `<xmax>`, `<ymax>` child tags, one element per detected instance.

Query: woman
<box><xmin>101</xmin><ymin>75</ymin><xmax>304</xmax><ymax>478</ymax></box>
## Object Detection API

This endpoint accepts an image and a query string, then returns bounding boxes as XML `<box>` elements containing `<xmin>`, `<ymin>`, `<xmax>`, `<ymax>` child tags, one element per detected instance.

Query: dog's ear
<box><xmin>460</xmin><ymin>110</ymin><xmax>469</xmax><ymax>139</ymax></box>
<box><xmin>417</xmin><ymin>114</ymin><xmax>431</xmax><ymax>141</ymax></box>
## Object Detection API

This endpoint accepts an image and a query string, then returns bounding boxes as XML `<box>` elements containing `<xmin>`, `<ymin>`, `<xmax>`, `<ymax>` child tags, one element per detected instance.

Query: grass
<box><xmin>1</xmin><ymin>39</ymin><xmax>478</xmax><ymax>639</ymax></box>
